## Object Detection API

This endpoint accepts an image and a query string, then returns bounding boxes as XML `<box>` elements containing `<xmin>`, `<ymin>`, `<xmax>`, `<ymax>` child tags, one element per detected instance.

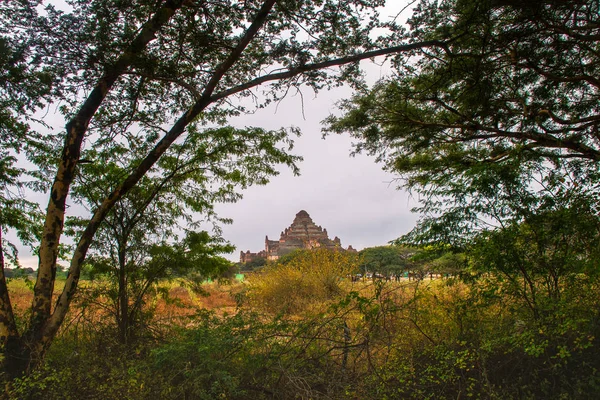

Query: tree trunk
<box><xmin>3</xmin><ymin>337</ymin><xmax>31</xmax><ymax>380</ymax></box>
<box><xmin>0</xmin><ymin>228</ymin><xmax>17</xmax><ymax>345</ymax></box>
<box><xmin>4</xmin><ymin>1</ymin><xmax>187</xmax><ymax>378</ymax></box>
<box><xmin>0</xmin><ymin>228</ymin><xmax>24</xmax><ymax>380</ymax></box>
<box><xmin>118</xmin><ymin>252</ymin><xmax>129</xmax><ymax>345</ymax></box>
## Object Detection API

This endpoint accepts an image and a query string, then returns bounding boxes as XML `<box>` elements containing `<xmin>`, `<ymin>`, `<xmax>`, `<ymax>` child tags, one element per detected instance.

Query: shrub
<box><xmin>246</xmin><ymin>249</ymin><xmax>359</xmax><ymax>315</ymax></box>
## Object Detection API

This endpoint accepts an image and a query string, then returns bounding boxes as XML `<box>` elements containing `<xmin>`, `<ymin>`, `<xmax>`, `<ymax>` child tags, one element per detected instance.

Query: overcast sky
<box><xmin>215</xmin><ymin>1</ymin><xmax>420</xmax><ymax>261</ymax></box>
<box><xmin>12</xmin><ymin>0</ymin><xmax>420</xmax><ymax>267</ymax></box>
<box><xmin>220</xmin><ymin>83</ymin><xmax>419</xmax><ymax>261</ymax></box>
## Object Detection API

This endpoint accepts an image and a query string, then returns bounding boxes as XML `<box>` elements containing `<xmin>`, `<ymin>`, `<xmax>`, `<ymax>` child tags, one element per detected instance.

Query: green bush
<box><xmin>7</xmin><ymin>332</ymin><xmax>152</xmax><ymax>400</ymax></box>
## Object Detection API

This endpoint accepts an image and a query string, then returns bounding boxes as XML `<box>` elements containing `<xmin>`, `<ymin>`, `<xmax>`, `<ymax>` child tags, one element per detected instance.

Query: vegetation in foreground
<box><xmin>2</xmin><ymin>0</ymin><xmax>599</xmax><ymax>397</ymax></box>
<box><xmin>5</xmin><ymin>242</ymin><xmax>600</xmax><ymax>399</ymax></box>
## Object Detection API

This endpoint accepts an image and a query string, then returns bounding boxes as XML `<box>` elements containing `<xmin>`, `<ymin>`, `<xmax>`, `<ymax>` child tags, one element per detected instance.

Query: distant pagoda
<box><xmin>240</xmin><ymin>210</ymin><xmax>356</xmax><ymax>263</ymax></box>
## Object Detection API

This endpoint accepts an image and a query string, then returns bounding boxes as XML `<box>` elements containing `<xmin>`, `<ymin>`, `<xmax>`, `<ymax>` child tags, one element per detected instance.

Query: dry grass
<box><xmin>154</xmin><ymin>280</ymin><xmax>242</xmax><ymax>319</ymax></box>
<box><xmin>6</xmin><ymin>277</ymin><xmax>244</xmax><ymax>332</ymax></box>
<box><xmin>7</xmin><ymin>278</ymin><xmax>67</xmax><ymax>319</ymax></box>
<box><xmin>6</xmin><ymin>278</ymin><xmax>34</xmax><ymax>310</ymax></box>
<box><xmin>193</xmin><ymin>282</ymin><xmax>241</xmax><ymax>313</ymax></box>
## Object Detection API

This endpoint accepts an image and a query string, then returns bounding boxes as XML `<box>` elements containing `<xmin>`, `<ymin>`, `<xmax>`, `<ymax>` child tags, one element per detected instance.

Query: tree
<box><xmin>239</xmin><ymin>256</ymin><xmax>267</xmax><ymax>272</ymax></box>
<box><xmin>0</xmin><ymin>0</ymin><xmax>450</xmax><ymax>377</ymax></box>
<box><xmin>326</xmin><ymin>1</ymin><xmax>600</xmax><ymax>371</ymax></box>
<box><xmin>359</xmin><ymin>245</ymin><xmax>415</xmax><ymax>278</ymax></box>
<box><xmin>468</xmin><ymin>195</ymin><xmax>600</xmax><ymax>319</ymax></box>
<box><xmin>326</xmin><ymin>0</ymin><xmax>600</xmax><ymax>244</ymax></box>
<box><xmin>404</xmin><ymin>244</ymin><xmax>465</xmax><ymax>279</ymax></box>
<box><xmin>84</xmin><ymin>231</ymin><xmax>236</xmax><ymax>344</ymax></box>
<box><xmin>69</xmin><ymin>123</ymin><xmax>296</xmax><ymax>344</ymax></box>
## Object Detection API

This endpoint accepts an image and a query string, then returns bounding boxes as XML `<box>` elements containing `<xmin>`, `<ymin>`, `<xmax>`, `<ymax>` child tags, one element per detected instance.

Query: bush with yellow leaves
<box><xmin>246</xmin><ymin>248</ymin><xmax>359</xmax><ymax>315</ymax></box>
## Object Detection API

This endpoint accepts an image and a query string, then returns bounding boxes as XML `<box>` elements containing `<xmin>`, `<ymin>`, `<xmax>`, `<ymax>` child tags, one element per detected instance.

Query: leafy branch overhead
<box><xmin>327</xmin><ymin>0</ymin><xmax>600</xmax><ymax>244</ymax></box>
<box><xmin>64</xmin><ymin>123</ymin><xmax>297</xmax><ymax>344</ymax></box>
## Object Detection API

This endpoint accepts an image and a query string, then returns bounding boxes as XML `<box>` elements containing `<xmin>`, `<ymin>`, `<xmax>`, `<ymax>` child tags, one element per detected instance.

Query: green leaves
<box><xmin>328</xmin><ymin>0</ymin><xmax>600</xmax><ymax>246</ymax></box>
<box><xmin>148</xmin><ymin>231</ymin><xmax>235</xmax><ymax>281</ymax></box>
<box><xmin>358</xmin><ymin>245</ymin><xmax>416</xmax><ymax>276</ymax></box>
<box><xmin>66</xmin><ymin>119</ymin><xmax>302</xmax><ymax>343</ymax></box>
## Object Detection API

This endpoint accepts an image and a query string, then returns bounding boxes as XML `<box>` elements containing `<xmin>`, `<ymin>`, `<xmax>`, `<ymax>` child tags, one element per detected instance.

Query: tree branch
<box><xmin>30</xmin><ymin>0</ymin><xmax>187</xmax><ymax>335</ymax></box>
<box><xmin>523</xmin><ymin>60</ymin><xmax>600</xmax><ymax>89</ymax></box>
<box><xmin>43</xmin><ymin>0</ymin><xmax>279</xmax><ymax>343</ymax></box>
<box><xmin>209</xmin><ymin>40</ymin><xmax>448</xmax><ymax>103</ymax></box>
<box><xmin>403</xmin><ymin>117</ymin><xmax>600</xmax><ymax>161</ymax></box>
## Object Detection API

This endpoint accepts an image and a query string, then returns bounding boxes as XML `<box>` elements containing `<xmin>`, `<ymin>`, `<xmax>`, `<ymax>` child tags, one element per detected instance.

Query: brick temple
<box><xmin>240</xmin><ymin>210</ymin><xmax>356</xmax><ymax>263</ymax></box>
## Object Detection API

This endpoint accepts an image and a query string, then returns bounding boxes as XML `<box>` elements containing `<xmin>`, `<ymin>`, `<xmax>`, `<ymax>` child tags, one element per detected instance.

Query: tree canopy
<box><xmin>66</xmin><ymin>122</ymin><xmax>295</xmax><ymax>343</ymax></box>
<box><xmin>358</xmin><ymin>245</ymin><xmax>415</xmax><ymax>276</ymax></box>
<box><xmin>327</xmin><ymin>0</ymin><xmax>600</xmax><ymax>244</ymax></box>
<box><xmin>327</xmin><ymin>3</ymin><xmax>600</xmax><ymax>375</ymax></box>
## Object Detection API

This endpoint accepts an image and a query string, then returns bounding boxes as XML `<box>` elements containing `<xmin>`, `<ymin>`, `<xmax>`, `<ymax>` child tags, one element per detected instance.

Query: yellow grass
<box><xmin>6</xmin><ymin>277</ymin><xmax>243</xmax><ymax>332</ymax></box>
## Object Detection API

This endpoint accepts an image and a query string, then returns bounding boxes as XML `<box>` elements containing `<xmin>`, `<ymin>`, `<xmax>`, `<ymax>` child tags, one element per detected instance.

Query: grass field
<box><xmin>6</xmin><ymin>276</ymin><xmax>244</xmax><ymax>332</ymax></box>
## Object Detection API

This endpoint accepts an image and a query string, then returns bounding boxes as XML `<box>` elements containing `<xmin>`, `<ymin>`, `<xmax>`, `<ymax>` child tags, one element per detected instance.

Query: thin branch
<box><xmin>209</xmin><ymin>40</ymin><xmax>449</xmax><ymax>103</ymax></box>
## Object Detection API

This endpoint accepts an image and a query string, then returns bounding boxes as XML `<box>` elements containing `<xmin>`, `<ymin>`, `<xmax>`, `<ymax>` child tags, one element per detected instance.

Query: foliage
<box><xmin>2</xmin><ymin>0</ymin><xmax>438</xmax><ymax>376</ymax></box>
<box><xmin>359</xmin><ymin>245</ymin><xmax>416</xmax><ymax>276</ymax></box>
<box><xmin>0</xmin><ymin>3</ymin><xmax>52</xmax><ymax>264</ymax></box>
<box><xmin>81</xmin><ymin>230</ymin><xmax>234</xmax><ymax>344</ymax></box>
<box><xmin>7</xmin><ymin>330</ymin><xmax>153</xmax><ymax>400</ymax></box>
<box><xmin>5</xmin><ymin>268</ymin><xmax>600</xmax><ymax>399</ymax></box>
<box><xmin>358</xmin><ymin>244</ymin><xmax>467</xmax><ymax>280</ymax></box>
<box><xmin>238</xmin><ymin>256</ymin><xmax>267</xmax><ymax>272</ymax></box>
<box><xmin>247</xmin><ymin>248</ymin><xmax>359</xmax><ymax>315</ymax></box>
<box><xmin>66</xmin><ymin>120</ymin><xmax>295</xmax><ymax>344</ymax></box>
<box><xmin>150</xmin><ymin>231</ymin><xmax>236</xmax><ymax>286</ymax></box>
<box><xmin>2</xmin><ymin>268</ymin><xmax>35</xmax><ymax>279</ymax></box>
<box><xmin>324</xmin><ymin>7</ymin><xmax>600</xmax><ymax>395</ymax></box>
<box><xmin>468</xmin><ymin>202</ymin><xmax>600</xmax><ymax>319</ymax></box>
<box><xmin>407</xmin><ymin>244</ymin><xmax>467</xmax><ymax>278</ymax></box>
<box><xmin>326</xmin><ymin>0</ymin><xmax>600</xmax><ymax>244</ymax></box>
<box><xmin>150</xmin><ymin>310</ymin><xmax>270</xmax><ymax>400</ymax></box>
